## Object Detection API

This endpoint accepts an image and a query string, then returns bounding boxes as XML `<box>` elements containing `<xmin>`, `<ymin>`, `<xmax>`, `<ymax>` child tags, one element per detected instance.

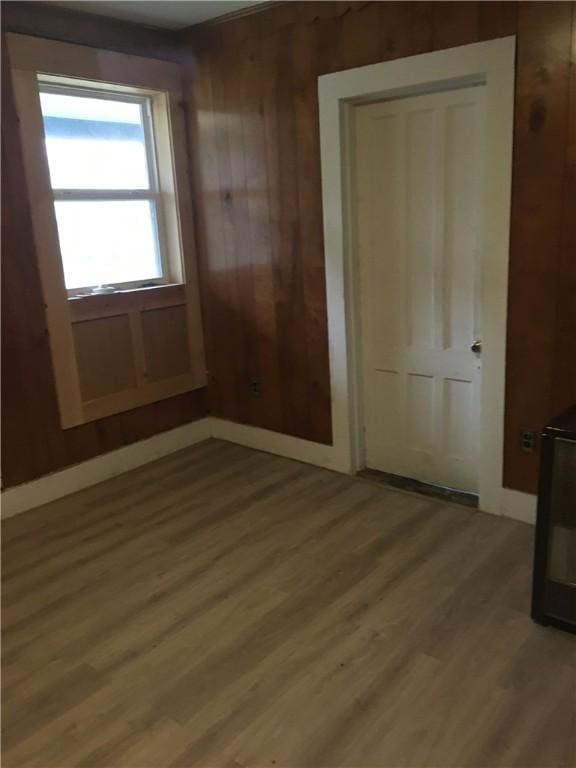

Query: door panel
<box><xmin>354</xmin><ymin>86</ymin><xmax>485</xmax><ymax>492</ymax></box>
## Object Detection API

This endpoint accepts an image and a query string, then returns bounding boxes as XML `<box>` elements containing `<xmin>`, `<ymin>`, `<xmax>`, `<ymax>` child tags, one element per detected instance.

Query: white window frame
<box><xmin>38</xmin><ymin>78</ymin><xmax>171</xmax><ymax>297</ymax></box>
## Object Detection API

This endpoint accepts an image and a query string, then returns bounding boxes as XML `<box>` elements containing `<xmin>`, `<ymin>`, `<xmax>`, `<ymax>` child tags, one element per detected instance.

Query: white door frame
<box><xmin>318</xmin><ymin>37</ymin><xmax>516</xmax><ymax>514</ymax></box>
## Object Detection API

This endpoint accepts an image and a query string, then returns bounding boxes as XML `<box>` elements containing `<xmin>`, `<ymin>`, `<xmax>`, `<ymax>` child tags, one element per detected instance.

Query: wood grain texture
<box><xmin>1</xmin><ymin>0</ymin><xmax>182</xmax><ymax>63</ymax></box>
<box><xmin>552</xmin><ymin>3</ymin><xmax>576</xmax><ymax>421</ymax></box>
<box><xmin>2</xmin><ymin>1</ymin><xmax>575</xmax><ymax>494</ymax></box>
<box><xmin>504</xmin><ymin>1</ymin><xmax>575</xmax><ymax>493</ymax></box>
<box><xmin>2</xmin><ymin>440</ymin><xmax>575</xmax><ymax>767</ymax></box>
<box><xmin>186</xmin><ymin>1</ymin><xmax>576</xmax><ymax>492</ymax></box>
<box><xmin>1</xmin><ymin>34</ymin><xmax>207</xmax><ymax>489</ymax></box>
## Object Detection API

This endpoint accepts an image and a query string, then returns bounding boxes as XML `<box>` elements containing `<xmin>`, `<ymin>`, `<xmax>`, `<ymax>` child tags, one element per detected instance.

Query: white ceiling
<box><xmin>47</xmin><ymin>1</ymin><xmax>267</xmax><ymax>30</ymax></box>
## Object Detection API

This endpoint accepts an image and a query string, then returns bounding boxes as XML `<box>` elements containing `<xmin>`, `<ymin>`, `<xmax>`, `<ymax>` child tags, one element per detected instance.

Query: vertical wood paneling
<box><xmin>377</xmin><ymin>3</ymin><xmax>414</xmax><ymax>62</ymax></box>
<box><xmin>2</xmin><ymin>37</ymin><xmax>74</xmax><ymax>481</ymax></box>
<box><xmin>338</xmin><ymin>3</ymin><xmax>381</xmax><ymax>70</ymax></box>
<box><xmin>185</xmin><ymin>38</ymin><xmax>227</xmax><ymax>418</ymax></box>
<box><xmin>293</xmin><ymin>20</ymin><xmax>332</xmax><ymax>443</ymax></box>
<box><xmin>478</xmin><ymin>1</ymin><xmax>518</xmax><ymax>41</ymax></box>
<box><xmin>409</xmin><ymin>2</ymin><xmax>434</xmax><ymax>55</ymax></box>
<box><xmin>552</xmin><ymin>3</ymin><xmax>576</xmax><ymax>415</ymax></box>
<box><xmin>504</xmin><ymin>1</ymin><xmax>574</xmax><ymax>492</ymax></box>
<box><xmin>258</xmin><ymin>31</ymin><xmax>289</xmax><ymax>433</ymax></box>
<box><xmin>218</xmin><ymin>40</ymin><xmax>255</xmax><ymax>425</ymax></box>
<box><xmin>3</xmin><ymin>2</ymin><xmax>575</xmax><ymax>493</ymax></box>
<box><xmin>189</xmin><ymin>1</ymin><xmax>575</xmax><ymax>493</ymax></box>
<box><xmin>240</xmin><ymin>33</ymin><xmax>284</xmax><ymax>432</ymax></box>
<box><xmin>431</xmin><ymin>2</ymin><xmax>479</xmax><ymax>50</ymax></box>
<box><xmin>315</xmin><ymin>12</ymin><xmax>344</xmax><ymax>75</ymax></box>
<box><xmin>271</xmin><ymin>27</ymin><xmax>312</xmax><ymax>438</ymax></box>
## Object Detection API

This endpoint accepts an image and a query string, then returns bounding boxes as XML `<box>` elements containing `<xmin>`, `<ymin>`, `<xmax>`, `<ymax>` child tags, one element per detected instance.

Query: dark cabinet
<box><xmin>531</xmin><ymin>406</ymin><xmax>576</xmax><ymax>633</ymax></box>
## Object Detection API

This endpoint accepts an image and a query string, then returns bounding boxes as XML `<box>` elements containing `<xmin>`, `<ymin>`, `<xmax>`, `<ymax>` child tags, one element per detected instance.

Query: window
<box><xmin>39</xmin><ymin>83</ymin><xmax>167</xmax><ymax>294</ymax></box>
<box><xmin>8</xmin><ymin>32</ymin><xmax>205</xmax><ymax>427</ymax></box>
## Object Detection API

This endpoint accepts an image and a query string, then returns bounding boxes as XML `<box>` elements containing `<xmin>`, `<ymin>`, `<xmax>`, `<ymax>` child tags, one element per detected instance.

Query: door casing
<box><xmin>318</xmin><ymin>37</ymin><xmax>516</xmax><ymax>514</ymax></box>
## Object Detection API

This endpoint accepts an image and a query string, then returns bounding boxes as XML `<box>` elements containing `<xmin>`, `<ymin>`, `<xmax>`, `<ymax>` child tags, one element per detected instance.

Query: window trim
<box><xmin>38</xmin><ymin>80</ymin><xmax>172</xmax><ymax>297</ymax></box>
<box><xmin>7</xmin><ymin>31</ymin><xmax>206</xmax><ymax>428</ymax></box>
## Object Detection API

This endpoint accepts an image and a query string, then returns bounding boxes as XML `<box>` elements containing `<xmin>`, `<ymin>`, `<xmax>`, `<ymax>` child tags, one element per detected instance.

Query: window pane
<box><xmin>54</xmin><ymin>200</ymin><xmax>162</xmax><ymax>289</ymax></box>
<box><xmin>39</xmin><ymin>91</ymin><xmax>150</xmax><ymax>189</ymax></box>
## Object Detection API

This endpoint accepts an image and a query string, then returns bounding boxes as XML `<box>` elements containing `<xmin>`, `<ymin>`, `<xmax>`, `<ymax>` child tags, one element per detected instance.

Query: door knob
<box><xmin>470</xmin><ymin>339</ymin><xmax>482</xmax><ymax>354</ymax></box>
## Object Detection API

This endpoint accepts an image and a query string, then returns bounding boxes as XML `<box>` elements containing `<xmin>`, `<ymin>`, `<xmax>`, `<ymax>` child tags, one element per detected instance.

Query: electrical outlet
<box><xmin>521</xmin><ymin>429</ymin><xmax>536</xmax><ymax>454</ymax></box>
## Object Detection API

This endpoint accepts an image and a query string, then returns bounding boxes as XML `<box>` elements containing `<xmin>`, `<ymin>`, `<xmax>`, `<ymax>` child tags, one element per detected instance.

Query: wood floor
<box><xmin>2</xmin><ymin>439</ymin><xmax>575</xmax><ymax>768</ymax></box>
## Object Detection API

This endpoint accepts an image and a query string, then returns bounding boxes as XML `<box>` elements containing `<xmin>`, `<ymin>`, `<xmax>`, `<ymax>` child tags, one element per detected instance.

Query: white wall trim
<box><xmin>500</xmin><ymin>489</ymin><xmax>537</xmax><ymax>526</ymax></box>
<box><xmin>318</xmin><ymin>37</ymin><xmax>517</xmax><ymax>516</ymax></box>
<box><xmin>209</xmin><ymin>418</ymin><xmax>347</xmax><ymax>473</ymax></box>
<box><xmin>0</xmin><ymin>417</ymin><xmax>345</xmax><ymax>518</ymax></box>
<box><xmin>1</xmin><ymin>414</ymin><xmax>535</xmax><ymax>523</ymax></box>
<box><xmin>1</xmin><ymin>417</ymin><xmax>212</xmax><ymax>519</ymax></box>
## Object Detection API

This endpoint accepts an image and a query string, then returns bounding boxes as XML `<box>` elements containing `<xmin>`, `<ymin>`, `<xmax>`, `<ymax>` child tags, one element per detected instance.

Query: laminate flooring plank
<box><xmin>2</xmin><ymin>439</ymin><xmax>574</xmax><ymax>768</ymax></box>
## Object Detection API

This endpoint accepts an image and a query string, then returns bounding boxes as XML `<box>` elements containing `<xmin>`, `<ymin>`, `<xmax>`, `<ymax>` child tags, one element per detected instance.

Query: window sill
<box><xmin>68</xmin><ymin>283</ymin><xmax>183</xmax><ymax>301</ymax></box>
<box><xmin>68</xmin><ymin>282</ymin><xmax>187</xmax><ymax>323</ymax></box>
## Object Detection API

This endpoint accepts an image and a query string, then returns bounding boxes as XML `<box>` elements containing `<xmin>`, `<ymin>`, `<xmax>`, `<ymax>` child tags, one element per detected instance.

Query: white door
<box><xmin>353</xmin><ymin>86</ymin><xmax>485</xmax><ymax>493</ymax></box>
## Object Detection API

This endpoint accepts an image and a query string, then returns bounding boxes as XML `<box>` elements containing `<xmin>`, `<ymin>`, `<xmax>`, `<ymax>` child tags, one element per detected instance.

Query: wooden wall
<box><xmin>2</xmin><ymin>1</ymin><xmax>575</xmax><ymax>494</ymax></box>
<box><xmin>1</xmin><ymin>9</ymin><xmax>207</xmax><ymax>489</ymax></box>
<box><xmin>1</xmin><ymin>1</ymin><xmax>181</xmax><ymax>62</ymax></box>
<box><xmin>186</xmin><ymin>1</ymin><xmax>576</xmax><ymax>494</ymax></box>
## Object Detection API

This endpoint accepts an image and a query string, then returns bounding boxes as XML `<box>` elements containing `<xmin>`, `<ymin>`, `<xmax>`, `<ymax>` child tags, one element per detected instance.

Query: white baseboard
<box><xmin>499</xmin><ymin>488</ymin><xmax>537</xmax><ymax>525</ymax></box>
<box><xmin>1</xmin><ymin>418</ymin><xmax>212</xmax><ymax>519</ymax></box>
<box><xmin>1</xmin><ymin>417</ymin><xmax>344</xmax><ymax>518</ymax></box>
<box><xmin>208</xmin><ymin>417</ymin><xmax>345</xmax><ymax>473</ymax></box>
<box><xmin>1</xmin><ymin>414</ymin><xmax>537</xmax><ymax>525</ymax></box>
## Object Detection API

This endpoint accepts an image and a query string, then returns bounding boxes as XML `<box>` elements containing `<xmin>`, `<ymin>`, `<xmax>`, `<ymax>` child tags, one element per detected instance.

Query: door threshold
<box><xmin>358</xmin><ymin>468</ymin><xmax>479</xmax><ymax>509</ymax></box>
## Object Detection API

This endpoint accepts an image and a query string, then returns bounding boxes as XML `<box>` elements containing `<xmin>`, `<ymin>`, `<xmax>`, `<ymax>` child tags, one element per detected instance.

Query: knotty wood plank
<box><xmin>552</xmin><ymin>3</ymin><xmax>576</xmax><ymax>414</ymax></box>
<box><xmin>315</xmin><ymin>11</ymin><xmax>345</xmax><ymax>75</ymax></box>
<box><xmin>431</xmin><ymin>1</ymin><xmax>480</xmax><ymax>50</ymax></box>
<box><xmin>208</xmin><ymin>44</ymin><xmax>251</xmax><ymax>424</ymax></box>
<box><xmin>183</xmin><ymin>39</ymin><xmax>228</xmax><ymax>418</ymax></box>
<box><xmin>272</xmin><ymin>26</ymin><xmax>312</xmax><ymax>438</ymax></box>
<box><xmin>337</xmin><ymin>3</ymin><xmax>381</xmax><ymax>71</ymax></box>
<box><xmin>504</xmin><ymin>0</ymin><xmax>574</xmax><ymax>492</ymax></box>
<box><xmin>188</xmin><ymin>2</ymin><xmax>575</xmax><ymax>492</ymax></box>
<box><xmin>478</xmin><ymin>1</ymin><xmax>518</xmax><ymax>41</ymax></box>
<box><xmin>378</xmin><ymin>2</ymin><xmax>415</xmax><ymax>61</ymax></box>
<box><xmin>239</xmin><ymin>33</ymin><xmax>284</xmax><ymax>432</ymax></box>
<box><xmin>1</xmin><ymin>39</ymin><xmax>71</xmax><ymax>482</ymax></box>
<box><xmin>409</xmin><ymin>1</ymin><xmax>434</xmax><ymax>55</ymax></box>
<box><xmin>292</xmin><ymin>21</ymin><xmax>332</xmax><ymax>443</ymax></box>
<box><xmin>220</xmin><ymin>40</ymin><xmax>258</xmax><ymax>425</ymax></box>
